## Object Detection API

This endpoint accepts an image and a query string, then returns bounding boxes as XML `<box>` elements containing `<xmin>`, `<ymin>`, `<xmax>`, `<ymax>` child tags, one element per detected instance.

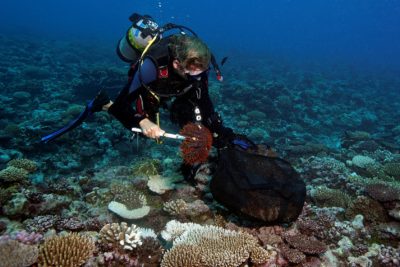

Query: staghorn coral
<box><xmin>0</xmin><ymin>166</ymin><xmax>29</xmax><ymax>183</ymax></box>
<box><xmin>7</xmin><ymin>158</ymin><xmax>38</xmax><ymax>173</ymax></box>
<box><xmin>0</xmin><ymin>239</ymin><xmax>39</xmax><ymax>267</ymax></box>
<box><xmin>160</xmin><ymin>220</ymin><xmax>272</xmax><ymax>267</ymax></box>
<box><xmin>38</xmin><ymin>233</ymin><xmax>95</xmax><ymax>267</ymax></box>
<box><xmin>311</xmin><ymin>186</ymin><xmax>353</xmax><ymax>208</ymax></box>
<box><xmin>365</xmin><ymin>183</ymin><xmax>400</xmax><ymax>202</ymax></box>
<box><xmin>179</xmin><ymin>123</ymin><xmax>213</xmax><ymax>165</ymax></box>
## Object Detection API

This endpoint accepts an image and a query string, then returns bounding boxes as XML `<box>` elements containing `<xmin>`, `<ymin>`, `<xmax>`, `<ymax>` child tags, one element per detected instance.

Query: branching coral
<box><xmin>0</xmin><ymin>166</ymin><xmax>29</xmax><ymax>183</ymax></box>
<box><xmin>7</xmin><ymin>158</ymin><xmax>38</xmax><ymax>173</ymax></box>
<box><xmin>163</xmin><ymin>199</ymin><xmax>188</xmax><ymax>216</ymax></box>
<box><xmin>365</xmin><ymin>183</ymin><xmax>400</xmax><ymax>202</ymax></box>
<box><xmin>160</xmin><ymin>220</ymin><xmax>272</xmax><ymax>267</ymax></box>
<box><xmin>0</xmin><ymin>239</ymin><xmax>39</xmax><ymax>267</ymax></box>
<box><xmin>282</xmin><ymin>232</ymin><xmax>327</xmax><ymax>255</ymax></box>
<box><xmin>99</xmin><ymin>222</ymin><xmax>161</xmax><ymax>265</ymax></box>
<box><xmin>311</xmin><ymin>186</ymin><xmax>353</xmax><ymax>208</ymax></box>
<box><xmin>383</xmin><ymin>162</ymin><xmax>400</xmax><ymax>179</ymax></box>
<box><xmin>38</xmin><ymin>233</ymin><xmax>95</xmax><ymax>267</ymax></box>
<box><xmin>99</xmin><ymin>222</ymin><xmax>143</xmax><ymax>251</ymax></box>
<box><xmin>345</xmin><ymin>196</ymin><xmax>388</xmax><ymax>224</ymax></box>
<box><xmin>132</xmin><ymin>158</ymin><xmax>161</xmax><ymax>177</ymax></box>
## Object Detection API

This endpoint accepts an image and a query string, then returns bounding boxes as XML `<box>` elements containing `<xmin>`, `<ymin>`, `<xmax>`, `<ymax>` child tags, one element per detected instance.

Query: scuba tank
<box><xmin>116</xmin><ymin>14</ymin><xmax>160</xmax><ymax>63</ymax></box>
<box><xmin>116</xmin><ymin>13</ymin><xmax>224</xmax><ymax>81</ymax></box>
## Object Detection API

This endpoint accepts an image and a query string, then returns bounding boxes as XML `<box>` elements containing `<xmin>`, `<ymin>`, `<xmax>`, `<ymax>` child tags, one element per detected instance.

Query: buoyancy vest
<box><xmin>133</xmin><ymin>35</ymin><xmax>208</xmax><ymax>99</ymax></box>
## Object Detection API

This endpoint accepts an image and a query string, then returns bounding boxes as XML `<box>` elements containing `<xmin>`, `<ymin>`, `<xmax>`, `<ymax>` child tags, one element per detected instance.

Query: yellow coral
<box><xmin>7</xmin><ymin>158</ymin><xmax>38</xmax><ymax>173</ymax></box>
<box><xmin>38</xmin><ymin>233</ymin><xmax>95</xmax><ymax>267</ymax></box>
<box><xmin>0</xmin><ymin>166</ymin><xmax>29</xmax><ymax>183</ymax></box>
<box><xmin>132</xmin><ymin>158</ymin><xmax>161</xmax><ymax>177</ymax></box>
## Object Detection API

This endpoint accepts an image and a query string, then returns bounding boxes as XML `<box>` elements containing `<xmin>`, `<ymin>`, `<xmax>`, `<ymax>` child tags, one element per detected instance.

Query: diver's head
<box><xmin>169</xmin><ymin>35</ymin><xmax>211</xmax><ymax>79</ymax></box>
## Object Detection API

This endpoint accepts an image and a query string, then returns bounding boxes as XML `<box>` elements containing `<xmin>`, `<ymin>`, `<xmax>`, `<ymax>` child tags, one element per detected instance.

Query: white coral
<box><xmin>160</xmin><ymin>220</ymin><xmax>202</xmax><ymax>241</ymax></box>
<box><xmin>108</xmin><ymin>193</ymin><xmax>150</xmax><ymax>219</ymax></box>
<box><xmin>147</xmin><ymin>174</ymin><xmax>175</xmax><ymax>194</ymax></box>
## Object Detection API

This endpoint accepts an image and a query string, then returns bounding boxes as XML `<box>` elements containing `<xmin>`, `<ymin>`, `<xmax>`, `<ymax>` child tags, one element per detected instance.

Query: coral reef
<box><xmin>38</xmin><ymin>233</ymin><xmax>95</xmax><ymax>267</ymax></box>
<box><xmin>1</xmin><ymin>34</ymin><xmax>400</xmax><ymax>266</ymax></box>
<box><xmin>310</xmin><ymin>186</ymin><xmax>353</xmax><ymax>208</ymax></box>
<box><xmin>160</xmin><ymin>220</ymin><xmax>273</xmax><ymax>267</ymax></box>
<box><xmin>0</xmin><ymin>239</ymin><xmax>39</xmax><ymax>267</ymax></box>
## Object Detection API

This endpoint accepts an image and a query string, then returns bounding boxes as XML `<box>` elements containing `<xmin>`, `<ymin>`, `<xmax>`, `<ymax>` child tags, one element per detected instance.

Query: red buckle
<box><xmin>158</xmin><ymin>66</ymin><xmax>169</xmax><ymax>78</ymax></box>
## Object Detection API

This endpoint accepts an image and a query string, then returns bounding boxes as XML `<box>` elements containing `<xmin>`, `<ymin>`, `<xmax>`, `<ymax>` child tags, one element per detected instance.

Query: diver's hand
<box><xmin>139</xmin><ymin>118</ymin><xmax>165</xmax><ymax>139</ymax></box>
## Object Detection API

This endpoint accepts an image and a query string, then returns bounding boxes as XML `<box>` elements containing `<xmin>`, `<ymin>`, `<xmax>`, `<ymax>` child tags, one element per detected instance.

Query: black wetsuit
<box><xmin>108</xmin><ymin>36</ymin><xmax>234</xmax><ymax>148</ymax></box>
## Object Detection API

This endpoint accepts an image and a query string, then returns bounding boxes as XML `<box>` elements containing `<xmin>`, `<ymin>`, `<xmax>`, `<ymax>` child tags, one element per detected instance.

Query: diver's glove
<box><xmin>87</xmin><ymin>89</ymin><xmax>111</xmax><ymax>114</ymax></box>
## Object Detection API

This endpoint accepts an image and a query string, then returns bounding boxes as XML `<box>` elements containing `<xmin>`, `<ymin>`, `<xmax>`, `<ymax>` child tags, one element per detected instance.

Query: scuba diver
<box><xmin>41</xmin><ymin>14</ymin><xmax>306</xmax><ymax>223</ymax></box>
<box><xmin>41</xmin><ymin>14</ymin><xmax>254</xmax><ymax>176</ymax></box>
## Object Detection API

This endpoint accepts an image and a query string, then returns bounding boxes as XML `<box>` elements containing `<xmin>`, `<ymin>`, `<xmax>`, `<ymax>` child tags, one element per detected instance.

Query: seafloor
<box><xmin>0</xmin><ymin>34</ymin><xmax>399</xmax><ymax>266</ymax></box>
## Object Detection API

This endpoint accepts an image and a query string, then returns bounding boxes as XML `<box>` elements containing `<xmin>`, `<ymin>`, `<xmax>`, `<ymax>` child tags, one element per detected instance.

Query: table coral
<box><xmin>365</xmin><ymin>183</ymin><xmax>400</xmax><ymax>202</ymax></box>
<box><xmin>283</xmin><ymin>232</ymin><xmax>328</xmax><ymax>255</ymax></box>
<box><xmin>0</xmin><ymin>239</ymin><xmax>39</xmax><ymax>267</ymax></box>
<box><xmin>160</xmin><ymin>220</ymin><xmax>273</xmax><ymax>267</ymax></box>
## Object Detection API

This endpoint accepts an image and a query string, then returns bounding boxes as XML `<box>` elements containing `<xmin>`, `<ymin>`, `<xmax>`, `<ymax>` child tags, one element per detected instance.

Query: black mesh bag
<box><xmin>210</xmin><ymin>145</ymin><xmax>306</xmax><ymax>224</ymax></box>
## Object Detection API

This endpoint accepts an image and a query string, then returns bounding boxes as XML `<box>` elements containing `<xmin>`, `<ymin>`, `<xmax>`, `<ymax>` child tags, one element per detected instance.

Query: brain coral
<box><xmin>160</xmin><ymin>220</ymin><xmax>272</xmax><ymax>267</ymax></box>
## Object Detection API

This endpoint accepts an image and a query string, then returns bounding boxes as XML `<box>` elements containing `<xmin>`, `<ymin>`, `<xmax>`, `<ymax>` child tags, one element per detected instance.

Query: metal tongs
<box><xmin>131</xmin><ymin>127</ymin><xmax>186</xmax><ymax>140</ymax></box>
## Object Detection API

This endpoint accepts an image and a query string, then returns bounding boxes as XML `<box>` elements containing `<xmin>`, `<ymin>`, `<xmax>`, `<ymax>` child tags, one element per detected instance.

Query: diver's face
<box><xmin>173</xmin><ymin>59</ymin><xmax>206</xmax><ymax>79</ymax></box>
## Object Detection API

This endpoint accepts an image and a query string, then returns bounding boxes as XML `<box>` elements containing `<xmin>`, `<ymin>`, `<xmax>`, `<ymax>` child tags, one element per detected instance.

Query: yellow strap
<box><xmin>155</xmin><ymin>112</ymin><xmax>163</xmax><ymax>144</ymax></box>
<box><xmin>140</xmin><ymin>33</ymin><xmax>159</xmax><ymax>65</ymax></box>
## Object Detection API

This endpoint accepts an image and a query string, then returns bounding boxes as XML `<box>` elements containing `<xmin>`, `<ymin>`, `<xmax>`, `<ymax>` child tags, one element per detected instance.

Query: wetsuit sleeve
<box><xmin>107</xmin><ymin>59</ymin><xmax>157</xmax><ymax>129</ymax></box>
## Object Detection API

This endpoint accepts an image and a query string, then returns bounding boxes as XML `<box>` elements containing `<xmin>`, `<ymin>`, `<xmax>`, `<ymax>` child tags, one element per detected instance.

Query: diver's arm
<box><xmin>107</xmin><ymin>59</ymin><xmax>159</xmax><ymax>130</ymax></box>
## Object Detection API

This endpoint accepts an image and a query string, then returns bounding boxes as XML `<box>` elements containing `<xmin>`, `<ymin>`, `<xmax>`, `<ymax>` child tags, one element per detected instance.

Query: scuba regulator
<box><xmin>116</xmin><ymin>13</ymin><xmax>224</xmax><ymax>81</ymax></box>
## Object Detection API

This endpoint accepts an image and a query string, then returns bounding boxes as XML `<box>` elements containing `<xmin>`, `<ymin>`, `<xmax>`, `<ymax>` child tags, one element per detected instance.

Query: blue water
<box><xmin>1</xmin><ymin>0</ymin><xmax>400</xmax><ymax>71</ymax></box>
